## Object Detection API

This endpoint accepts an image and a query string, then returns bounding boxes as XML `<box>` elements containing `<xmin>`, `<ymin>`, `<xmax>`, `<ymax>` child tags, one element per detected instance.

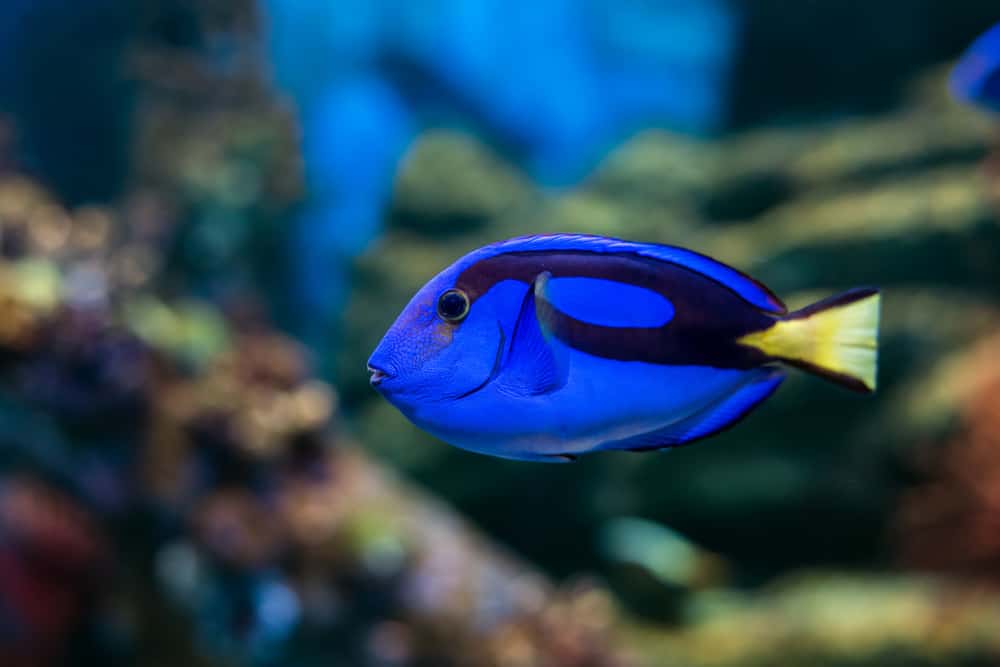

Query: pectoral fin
<box><xmin>498</xmin><ymin>272</ymin><xmax>568</xmax><ymax>396</ymax></box>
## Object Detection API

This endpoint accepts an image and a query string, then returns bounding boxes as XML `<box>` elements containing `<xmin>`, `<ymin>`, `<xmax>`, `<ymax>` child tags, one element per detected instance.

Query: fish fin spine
<box><xmin>737</xmin><ymin>288</ymin><xmax>880</xmax><ymax>393</ymax></box>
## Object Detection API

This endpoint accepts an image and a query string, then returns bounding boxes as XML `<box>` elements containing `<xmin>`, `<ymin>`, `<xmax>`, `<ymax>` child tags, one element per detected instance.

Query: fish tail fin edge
<box><xmin>737</xmin><ymin>288</ymin><xmax>880</xmax><ymax>393</ymax></box>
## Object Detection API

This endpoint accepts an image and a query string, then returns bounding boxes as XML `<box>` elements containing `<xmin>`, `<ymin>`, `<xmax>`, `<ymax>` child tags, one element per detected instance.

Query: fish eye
<box><xmin>437</xmin><ymin>289</ymin><xmax>470</xmax><ymax>323</ymax></box>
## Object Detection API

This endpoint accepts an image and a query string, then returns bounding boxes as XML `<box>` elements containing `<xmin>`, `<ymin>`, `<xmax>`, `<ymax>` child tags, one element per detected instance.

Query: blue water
<box><xmin>259</xmin><ymin>0</ymin><xmax>737</xmax><ymax>350</ymax></box>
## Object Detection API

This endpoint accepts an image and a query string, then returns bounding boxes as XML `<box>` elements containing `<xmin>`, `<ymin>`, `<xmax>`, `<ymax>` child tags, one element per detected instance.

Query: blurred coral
<box><xmin>0</xmin><ymin>162</ymin><xmax>634</xmax><ymax>665</ymax></box>
<box><xmin>897</xmin><ymin>333</ymin><xmax>1000</xmax><ymax>583</ymax></box>
<box><xmin>629</xmin><ymin>574</ymin><xmax>1000</xmax><ymax>667</ymax></box>
<box><xmin>0</xmin><ymin>478</ymin><xmax>108</xmax><ymax>667</ymax></box>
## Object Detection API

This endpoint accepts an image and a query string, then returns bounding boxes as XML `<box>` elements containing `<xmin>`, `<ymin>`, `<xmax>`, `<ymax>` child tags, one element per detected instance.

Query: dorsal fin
<box><xmin>458</xmin><ymin>234</ymin><xmax>786</xmax><ymax>314</ymax></box>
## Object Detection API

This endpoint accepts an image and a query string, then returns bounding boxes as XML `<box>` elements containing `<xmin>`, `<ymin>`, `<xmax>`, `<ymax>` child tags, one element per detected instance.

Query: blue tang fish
<box><xmin>368</xmin><ymin>235</ymin><xmax>880</xmax><ymax>462</ymax></box>
<box><xmin>951</xmin><ymin>22</ymin><xmax>1000</xmax><ymax>111</ymax></box>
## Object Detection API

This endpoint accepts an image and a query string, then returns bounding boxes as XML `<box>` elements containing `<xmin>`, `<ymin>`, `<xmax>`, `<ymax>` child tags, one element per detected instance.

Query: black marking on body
<box><xmin>455</xmin><ymin>250</ymin><xmax>776</xmax><ymax>369</ymax></box>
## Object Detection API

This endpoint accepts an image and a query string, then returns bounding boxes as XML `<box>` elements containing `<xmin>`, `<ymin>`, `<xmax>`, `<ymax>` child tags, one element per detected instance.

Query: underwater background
<box><xmin>1</xmin><ymin>1</ymin><xmax>1000</xmax><ymax>665</ymax></box>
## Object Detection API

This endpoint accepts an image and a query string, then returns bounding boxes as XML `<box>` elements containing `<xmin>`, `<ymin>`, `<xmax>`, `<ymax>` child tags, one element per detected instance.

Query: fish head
<box><xmin>367</xmin><ymin>264</ymin><xmax>512</xmax><ymax>415</ymax></box>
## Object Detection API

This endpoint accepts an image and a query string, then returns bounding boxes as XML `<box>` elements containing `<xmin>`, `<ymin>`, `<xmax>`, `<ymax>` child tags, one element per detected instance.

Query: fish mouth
<box><xmin>368</xmin><ymin>364</ymin><xmax>393</xmax><ymax>387</ymax></box>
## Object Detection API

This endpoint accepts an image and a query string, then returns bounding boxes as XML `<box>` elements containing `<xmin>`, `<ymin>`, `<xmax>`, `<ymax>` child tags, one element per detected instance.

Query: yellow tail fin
<box><xmin>737</xmin><ymin>288</ymin><xmax>880</xmax><ymax>393</ymax></box>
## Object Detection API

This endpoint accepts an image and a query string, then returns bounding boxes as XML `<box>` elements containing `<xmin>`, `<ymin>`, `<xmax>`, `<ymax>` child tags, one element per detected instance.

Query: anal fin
<box><xmin>608</xmin><ymin>369</ymin><xmax>786</xmax><ymax>452</ymax></box>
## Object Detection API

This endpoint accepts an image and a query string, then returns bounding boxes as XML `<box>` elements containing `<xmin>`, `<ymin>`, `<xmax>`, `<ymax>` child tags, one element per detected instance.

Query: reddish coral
<box><xmin>0</xmin><ymin>479</ymin><xmax>108</xmax><ymax>667</ymax></box>
<box><xmin>898</xmin><ymin>334</ymin><xmax>1000</xmax><ymax>583</ymax></box>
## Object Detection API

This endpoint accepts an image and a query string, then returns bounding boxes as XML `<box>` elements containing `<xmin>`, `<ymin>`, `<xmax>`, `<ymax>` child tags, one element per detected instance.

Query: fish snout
<box><xmin>367</xmin><ymin>339</ymin><xmax>402</xmax><ymax>392</ymax></box>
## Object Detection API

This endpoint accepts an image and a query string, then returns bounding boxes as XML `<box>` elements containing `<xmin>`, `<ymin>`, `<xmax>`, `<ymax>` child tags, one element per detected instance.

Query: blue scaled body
<box><xmin>368</xmin><ymin>235</ymin><xmax>880</xmax><ymax>462</ymax></box>
<box><xmin>951</xmin><ymin>22</ymin><xmax>1000</xmax><ymax>111</ymax></box>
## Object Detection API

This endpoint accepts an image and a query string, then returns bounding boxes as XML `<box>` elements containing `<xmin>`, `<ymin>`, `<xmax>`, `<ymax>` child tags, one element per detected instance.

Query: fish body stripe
<box><xmin>455</xmin><ymin>250</ymin><xmax>775</xmax><ymax>369</ymax></box>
